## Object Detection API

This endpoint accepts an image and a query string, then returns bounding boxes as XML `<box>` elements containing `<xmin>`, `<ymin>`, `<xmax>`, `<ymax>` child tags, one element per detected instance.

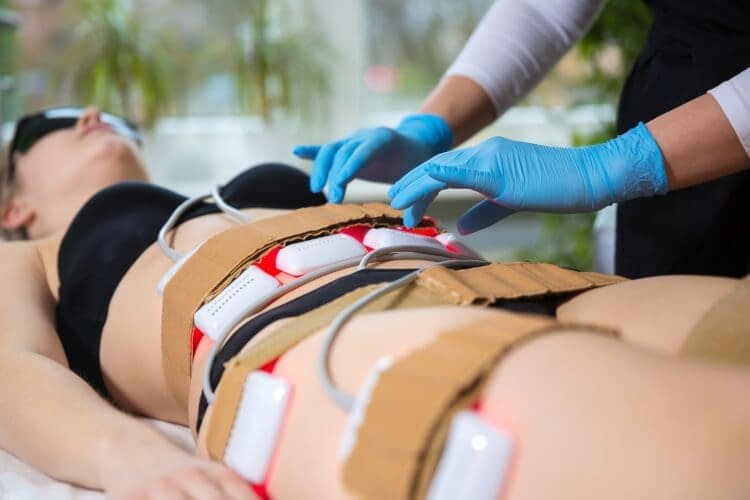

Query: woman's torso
<box><xmin>53</xmin><ymin>163</ymin><xmax>326</xmax><ymax>421</ymax></box>
<box><xmin>189</xmin><ymin>274</ymin><xmax>744</xmax><ymax>499</ymax></box>
<box><xmin>102</xmin><ymin>205</ymin><xmax>292</xmax><ymax>422</ymax></box>
<box><xmin>45</xmin><ymin>164</ymin><xmax>745</xmax><ymax>428</ymax></box>
<box><xmin>51</xmin><ymin>163</ymin><xmax>472</xmax><ymax>424</ymax></box>
<box><xmin>107</xmin><ymin>213</ymin><xmax>740</xmax><ymax>429</ymax></box>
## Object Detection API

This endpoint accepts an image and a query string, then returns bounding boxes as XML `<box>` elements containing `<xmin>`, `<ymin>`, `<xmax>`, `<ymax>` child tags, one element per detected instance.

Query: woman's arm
<box><xmin>421</xmin><ymin>0</ymin><xmax>606</xmax><ymax>145</ymax></box>
<box><xmin>650</xmin><ymin>68</ymin><xmax>750</xmax><ymax>190</ymax></box>
<box><xmin>0</xmin><ymin>242</ymin><xmax>250</xmax><ymax>498</ymax></box>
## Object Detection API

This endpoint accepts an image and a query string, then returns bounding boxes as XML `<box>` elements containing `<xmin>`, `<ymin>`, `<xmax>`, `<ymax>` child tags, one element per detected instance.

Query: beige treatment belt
<box><xmin>680</xmin><ymin>276</ymin><xmax>750</xmax><ymax>366</ymax></box>
<box><xmin>341</xmin><ymin>314</ymin><xmax>617</xmax><ymax>500</ymax></box>
<box><xmin>206</xmin><ymin>262</ymin><xmax>625</xmax><ymax>462</ymax></box>
<box><xmin>161</xmin><ymin>202</ymin><xmax>433</xmax><ymax>409</ymax></box>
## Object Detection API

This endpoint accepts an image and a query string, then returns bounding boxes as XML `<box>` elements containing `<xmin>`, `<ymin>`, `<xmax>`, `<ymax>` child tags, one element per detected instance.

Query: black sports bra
<box><xmin>55</xmin><ymin>163</ymin><xmax>326</xmax><ymax>396</ymax></box>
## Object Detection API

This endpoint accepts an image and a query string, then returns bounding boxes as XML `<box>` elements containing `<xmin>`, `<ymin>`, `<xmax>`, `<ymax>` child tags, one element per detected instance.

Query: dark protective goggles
<box><xmin>5</xmin><ymin>107</ymin><xmax>142</xmax><ymax>185</ymax></box>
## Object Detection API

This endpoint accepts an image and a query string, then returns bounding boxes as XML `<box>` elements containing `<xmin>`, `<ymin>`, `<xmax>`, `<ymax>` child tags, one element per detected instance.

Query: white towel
<box><xmin>0</xmin><ymin>420</ymin><xmax>194</xmax><ymax>500</ymax></box>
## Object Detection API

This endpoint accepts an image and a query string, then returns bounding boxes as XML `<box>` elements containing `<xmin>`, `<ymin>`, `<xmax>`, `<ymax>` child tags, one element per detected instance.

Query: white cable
<box><xmin>202</xmin><ymin>255</ymin><xmax>365</xmax><ymax>404</ymax></box>
<box><xmin>212</xmin><ymin>184</ymin><xmax>252</xmax><ymax>223</ymax></box>
<box><xmin>359</xmin><ymin>245</ymin><xmax>469</xmax><ymax>270</ymax></box>
<box><xmin>318</xmin><ymin>258</ymin><xmax>489</xmax><ymax>412</ymax></box>
<box><xmin>201</xmin><ymin>245</ymin><xmax>487</xmax><ymax>404</ymax></box>
<box><xmin>158</xmin><ymin>193</ymin><xmax>209</xmax><ymax>263</ymax></box>
<box><xmin>157</xmin><ymin>185</ymin><xmax>251</xmax><ymax>263</ymax></box>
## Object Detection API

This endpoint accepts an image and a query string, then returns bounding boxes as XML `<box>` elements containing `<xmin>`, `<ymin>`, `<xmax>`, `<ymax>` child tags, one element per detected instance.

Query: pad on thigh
<box><xmin>681</xmin><ymin>279</ymin><xmax>750</xmax><ymax>365</ymax></box>
<box><xmin>339</xmin><ymin>314</ymin><xmax>615</xmax><ymax>500</ymax></box>
<box><xmin>557</xmin><ymin>275</ymin><xmax>739</xmax><ymax>354</ymax></box>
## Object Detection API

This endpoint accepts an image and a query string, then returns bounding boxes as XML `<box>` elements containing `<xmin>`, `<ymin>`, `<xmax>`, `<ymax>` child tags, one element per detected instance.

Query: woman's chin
<box><xmin>85</xmin><ymin>147</ymin><xmax>149</xmax><ymax>186</ymax></box>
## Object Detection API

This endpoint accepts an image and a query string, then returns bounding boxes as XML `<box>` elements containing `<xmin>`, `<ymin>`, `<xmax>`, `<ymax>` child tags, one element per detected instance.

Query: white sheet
<box><xmin>0</xmin><ymin>420</ymin><xmax>195</xmax><ymax>500</ymax></box>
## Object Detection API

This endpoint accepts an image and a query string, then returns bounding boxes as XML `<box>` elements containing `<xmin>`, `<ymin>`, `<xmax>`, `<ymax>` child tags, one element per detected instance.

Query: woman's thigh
<box><xmin>557</xmin><ymin>275</ymin><xmax>739</xmax><ymax>353</ymax></box>
<box><xmin>481</xmin><ymin>331</ymin><xmax>750</xmax><ymax>500</ymax></box>
<box><xmin>196</xmin><ymin>306</ymin><xmax>750</xmax><ymax>499</ymax></box>
<box><xmin>195</xmin><ymin>306</ymin><xmax>504</xmax><ymax>498</ymax></box>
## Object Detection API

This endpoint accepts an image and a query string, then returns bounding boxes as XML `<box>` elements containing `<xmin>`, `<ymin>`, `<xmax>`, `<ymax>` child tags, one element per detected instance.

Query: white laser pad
<box><xmin>194</xmin><ymin>266</ymin><xmax>280</xmax><ymax>341</ymax></box>
<box><xmin>224</xmin><ymin>371</ymin><xmax>291</xmax><ymax>483</ymax></box>
<box><xmin>427</xmin><ymin>411</ymin><xmax>514</xmax><ymax>500</ymax></box>
<box><xmin>363</xmin><ymin>227</ymin><xmax>445</xmax><ymax>251</ymax></box>
<box><xmin>275</xmin><ymin>233</ymin><xmax>366</xmax><ymax>276</ymax></box>
<box><xmin>435</xmin><ymin>232</ymin><xmax>484</xmax><ymax>259</ymax></box>
<box><xmin>156</xmin><ymin>243</ymin><xmax>203</xmax><ymax>297</ymax></box>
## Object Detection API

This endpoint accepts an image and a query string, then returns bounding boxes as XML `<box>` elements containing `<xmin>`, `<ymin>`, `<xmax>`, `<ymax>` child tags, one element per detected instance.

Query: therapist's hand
<box><xmin>389</xmin><ymin>122</ymin><xmax>669</xmax><ymax>233</ymax></box>
<box><xmin>293</xmin><ymin>114</ymin><xmax>453</xmax><ymax>203</ymax></box>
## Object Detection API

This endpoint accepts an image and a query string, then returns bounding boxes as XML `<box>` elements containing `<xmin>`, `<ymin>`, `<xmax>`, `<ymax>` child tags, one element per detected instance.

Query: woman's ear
<box><xmin>1</xmin><ymin>195</ymin><xmax>34</xmax><ymax>230</ymax></box>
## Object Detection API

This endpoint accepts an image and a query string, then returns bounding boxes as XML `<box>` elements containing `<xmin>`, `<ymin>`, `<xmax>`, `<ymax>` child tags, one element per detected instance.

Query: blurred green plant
<box><xmin>515</xmin><ymin>212</ymin><xmax>598</xmax><ymax>270</ymax></box>
<box><xmin>0</xmin><ymin>0</ymin><xmax>18</xmax><ymax>116</ymax></box>
<box><xmin>52</xmin><ymin>0</ymin><xmax>178</xmax><ymax>126</ymax></box>
<box><xmin>44</xmin><ymin>0</ymin><xmax>331</xmax><ymax>126</ymax></box>
<box><xmin>367</xmin><ymin>0</ymin><xmax>492</xmax><ymax>98</ymax></box>
<box><xmin>203</xmin><ymin>0</ymin><xmax>332</xmax><ymax>125</ymax></box>
<box><xmin>515</xmin><ymin>0</ymin><xmax>651</xmax><ymax>271</ymax></box>
<box><xmin>0</xmin><ymin>1</ymin><xmax>15</xmax><ymax>74</ymax></box>
<box><xmin>577</xmin><ymin>0</ymin><xmax>653</xmax><ymax>102</ymax></box>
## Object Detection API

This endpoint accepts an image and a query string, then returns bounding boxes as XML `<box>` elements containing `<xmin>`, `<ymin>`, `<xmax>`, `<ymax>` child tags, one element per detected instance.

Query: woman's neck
<box><xmin>34</xmin><ymin>235</ymin><xmax>63</xmax><ymax>301</ymax></box>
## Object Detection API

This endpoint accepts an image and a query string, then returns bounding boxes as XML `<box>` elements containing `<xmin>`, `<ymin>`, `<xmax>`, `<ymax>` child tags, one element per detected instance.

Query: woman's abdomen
<box><xmin>101</xmin><ymin>208</ymin><xmax>288</xmax><ymax>422</ymax></box>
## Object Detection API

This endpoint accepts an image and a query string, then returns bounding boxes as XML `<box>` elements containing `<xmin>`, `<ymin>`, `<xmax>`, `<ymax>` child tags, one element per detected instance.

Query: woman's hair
<box><xmin>0</xmin><ymin>144</ymin><xmax>26</xmax><ymax>241</ymax></box>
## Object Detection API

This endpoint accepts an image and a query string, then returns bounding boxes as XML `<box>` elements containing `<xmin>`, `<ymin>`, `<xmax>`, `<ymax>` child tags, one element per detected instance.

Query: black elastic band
<box><xmin>196</xmin><ymin>268</ymin><xmax>414</xmax><ymax>431</ymax></box>
<box><xmin>195</xmin><ymin>267</ymin><xmax>565</xmax><ymax>432</ymax></box>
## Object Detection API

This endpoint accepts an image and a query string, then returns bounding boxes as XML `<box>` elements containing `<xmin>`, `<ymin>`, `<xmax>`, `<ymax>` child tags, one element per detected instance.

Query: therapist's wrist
<box><xmin>396</xmin><ymin>113</ymin><xmax>454</xmax><ymax>156</ymax></box>
<box><xmin>419</xmin><ymin>75</ymin><xmax>498</xmax><ymax>145</ymax></box>
<box><xmin>605</xmin><ymin>122</ymin><xmax>669</xmax><ymax>202</ymax></box>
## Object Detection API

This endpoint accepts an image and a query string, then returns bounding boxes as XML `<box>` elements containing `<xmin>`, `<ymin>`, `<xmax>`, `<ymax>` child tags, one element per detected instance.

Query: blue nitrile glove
<box><xmin>389</xmin><ymin>122</ymin><xmax>668</xmax><ymax>232</ymax></box>
<box><xmin>293</xmin><ymin>114</ymin><xmax>453</xmax><ymax>203</ymax></box>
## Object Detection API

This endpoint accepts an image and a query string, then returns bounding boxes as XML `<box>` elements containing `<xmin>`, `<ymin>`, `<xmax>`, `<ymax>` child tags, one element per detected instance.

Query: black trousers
<box><xmin>615</xmin><ymin>25</ymin><xmax>750</xmax><ymax>279</ymax></box>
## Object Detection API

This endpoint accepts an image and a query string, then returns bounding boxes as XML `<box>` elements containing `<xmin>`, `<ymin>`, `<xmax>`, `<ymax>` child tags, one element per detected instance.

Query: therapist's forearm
<box><xmin>647</xmin><ymin>93</ymin><xmax>750</xmax><ymax>190</ymax></box>
<box><xmin>419</xmin><ymin>75</ymin><xmax>497</xmax><ymax>146</ymax></box>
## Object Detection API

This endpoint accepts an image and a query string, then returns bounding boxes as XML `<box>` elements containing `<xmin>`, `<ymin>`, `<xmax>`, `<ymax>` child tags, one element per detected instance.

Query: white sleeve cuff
<box><xmin>445</xmin><ymin>0</ymin><xmax>606</xmax><ymax>116</ymax></box>
<box><xmin>708</xmin><ymin>66</ymin><xmax>750</xmax><ymax>159</ymax></box>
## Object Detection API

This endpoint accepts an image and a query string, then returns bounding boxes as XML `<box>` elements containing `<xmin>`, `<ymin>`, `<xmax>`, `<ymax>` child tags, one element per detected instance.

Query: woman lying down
<box><xmin>0</xmin><ymin>106</ymin><xmax>748</xmax><ymax>500</ymax></box>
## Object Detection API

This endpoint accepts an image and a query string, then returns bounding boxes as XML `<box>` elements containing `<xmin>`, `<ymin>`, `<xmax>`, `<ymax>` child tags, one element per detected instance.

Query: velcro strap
<box><xmin>342</xmin><ymin>315</ymin><xmax>617</xmax><ymax>499</ymax></box>
<box><xmin>203</xmin><ymin>283</ymin><xmax>427</xmax><ymax>461</ymax></box>
<box><xmin>217</xmin><ymin>264</ymin><xmax>623</xmax><ymax>380</ymax></box>
<box><xmin>161</xmin><ymin>202</ymin><xmax>427</xmax><ymax>409</ymax></box>
<box><xmin>205</xmin><ymin>263</ymin><xmax>624</xmax><ymax>464</ymax></box>
<box><xmin>416</xmin><ymin>263</ymin><xmax>624</xmax><ymax>305</ymax></box>
<box><xmin>680</xmin><ymin>280</ymin><xmax>750</xmax><ymax>365</ymax></box>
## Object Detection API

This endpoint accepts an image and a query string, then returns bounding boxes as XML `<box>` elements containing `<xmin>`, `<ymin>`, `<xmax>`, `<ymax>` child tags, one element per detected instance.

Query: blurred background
<box><xmin>0</xmin><ymin>0</ymin><xmax>650</xmax><ymax>269</ymax></box>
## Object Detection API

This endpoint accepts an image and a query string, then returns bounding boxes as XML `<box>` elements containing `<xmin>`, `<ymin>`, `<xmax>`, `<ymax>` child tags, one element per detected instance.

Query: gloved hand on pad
<box><xmin>389</xmin><ymin>122</ymin><xmax>668</xmax><ymax>233</ymax></box>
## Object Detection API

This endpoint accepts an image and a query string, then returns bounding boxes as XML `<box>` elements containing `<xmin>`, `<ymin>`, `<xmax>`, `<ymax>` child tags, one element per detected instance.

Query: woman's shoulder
<box><xmin>0</xmin><ymin>237</ymin><xmax>45</xmax><ymax>260</ymax></box>
<box><xmin>0</xmin><ymin>235</ymin><xmax>63</xmax><ymax>300</ymax></box>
